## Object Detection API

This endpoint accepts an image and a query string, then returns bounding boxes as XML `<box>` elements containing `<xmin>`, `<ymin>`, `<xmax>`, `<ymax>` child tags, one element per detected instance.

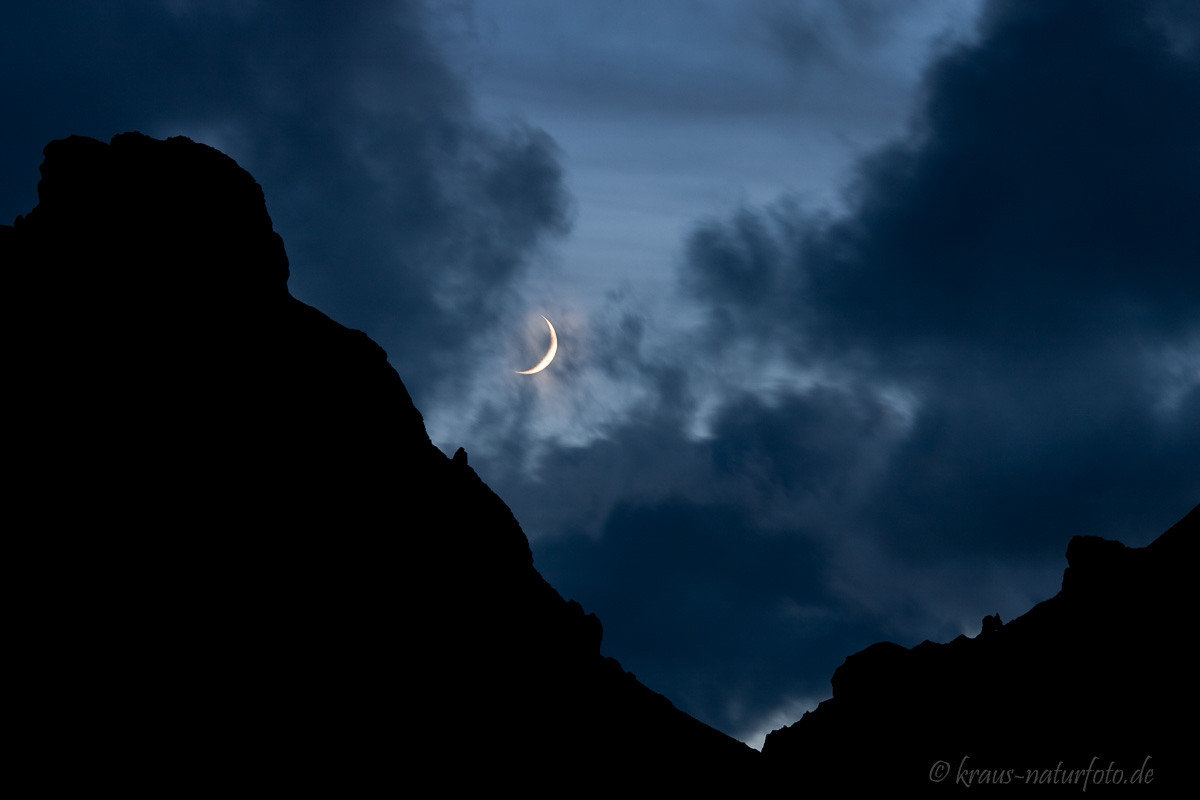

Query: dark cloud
<box><xmin>822</xmin><ymin>2</ymin><xmax>1200</xmax><ymax>347</ymax></box>
<box><xmin>682</xmin><ymin>200</ymin><xmax>812</xmax><ymax>350</ymax></box>
<box><xmin>689</xmin><ymin>0</ymin><xmax>1200</xmax><ymax>356</ymax></box>
<box><xmin>707</xmin><ymin>387</ymin><xmax>904</xmax><ymax>504</ymax></box>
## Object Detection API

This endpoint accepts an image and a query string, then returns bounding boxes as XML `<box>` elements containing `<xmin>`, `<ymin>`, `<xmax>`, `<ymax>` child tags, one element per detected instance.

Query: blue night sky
<box><xmin>4</xmin><ymin>1</ymin><xmax>1197</xmax><ymax>748</ymax></box>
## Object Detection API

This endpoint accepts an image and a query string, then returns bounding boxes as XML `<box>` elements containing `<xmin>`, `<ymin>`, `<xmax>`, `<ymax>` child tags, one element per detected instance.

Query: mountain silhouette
<box><xmin>763</xmin><ymin>506</ymin><xmax>1196</xmax><ymax>792</ymax></box>
<box><xmin>5</xmin><ymin>132</ymin><xmax>757</xmax><ymax>792</ymax></box>
<box><xmin>5</xmin><ymin>132</ymin><xmax>1193</xmax><ymax>793</ymax></box>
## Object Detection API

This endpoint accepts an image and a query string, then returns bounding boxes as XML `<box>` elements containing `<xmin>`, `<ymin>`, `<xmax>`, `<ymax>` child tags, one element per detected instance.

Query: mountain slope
<box><xmin>4</xmin><ymin>132</ymin><xmax>757</xmax><ymax>792</ymax></box>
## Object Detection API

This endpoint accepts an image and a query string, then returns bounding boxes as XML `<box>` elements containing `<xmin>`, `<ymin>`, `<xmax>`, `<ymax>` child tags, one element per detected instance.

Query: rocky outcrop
<box><xmin>5</xmin><ymin>133</ymin><xmax>757</xmax><ymax>792</ymax></box>
<box><xmin>763</xmin><ymin>505</ymin><xmax>1196</xmax><ymax>792</ymax></box>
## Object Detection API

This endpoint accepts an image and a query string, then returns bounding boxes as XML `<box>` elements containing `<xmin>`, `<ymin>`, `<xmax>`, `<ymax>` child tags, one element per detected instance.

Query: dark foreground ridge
<box><xmin>6</xmin><ymin>133</ymin><xmax>1194</xmax><ymax>792</ymax></box>
<box><xmin>764</xmin><ymin>505</ymin><xmax>1197</xmax><ymax>792</ymax></box>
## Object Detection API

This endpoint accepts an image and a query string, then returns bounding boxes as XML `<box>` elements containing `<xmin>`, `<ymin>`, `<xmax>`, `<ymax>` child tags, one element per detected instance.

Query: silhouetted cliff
<box><xmin>5</xmin><ymin>133</ymin><xmax>757</xmax><ymax>792</ymax></box>
<box><xmin>6</xmin><ymin>132</ymin><xmax>1192</xmax><ymax>794</ymax></box>
<box><xmin>763</xmin><ymin>505</ymin><xmax>1196</xmax><ymax>792</ymax></box>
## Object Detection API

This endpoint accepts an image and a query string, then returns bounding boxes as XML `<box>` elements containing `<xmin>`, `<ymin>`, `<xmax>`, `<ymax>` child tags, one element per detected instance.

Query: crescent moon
<box><xmin>516</xmin><ymin>316</ymin><xmax>558</xmax><ymax>375</ymax></box>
